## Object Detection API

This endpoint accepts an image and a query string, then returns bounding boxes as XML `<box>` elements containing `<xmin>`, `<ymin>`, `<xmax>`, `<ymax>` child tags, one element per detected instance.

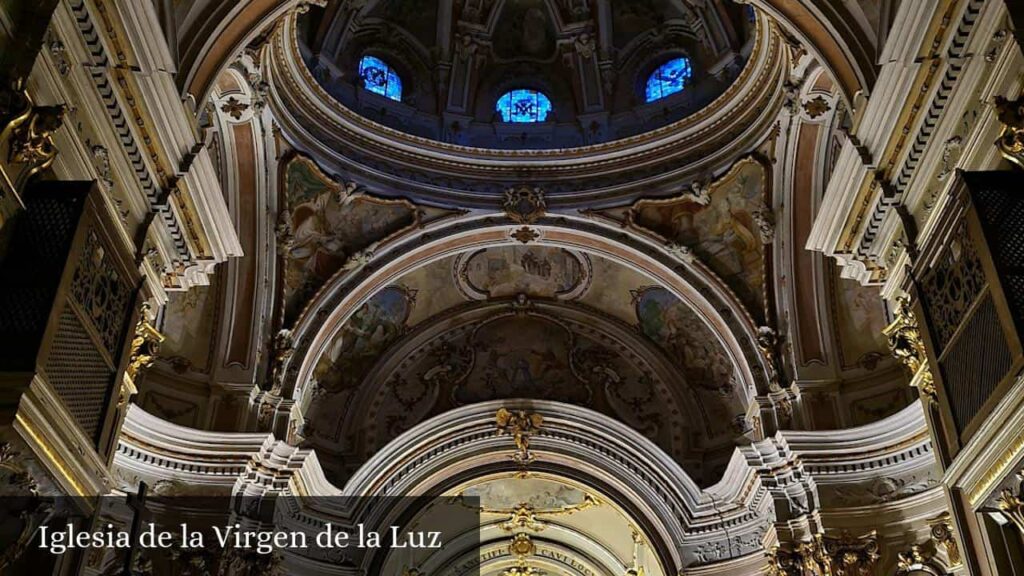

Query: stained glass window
<box><xmin>496</xmin><ymin>89</ymin><xmax>552</xmax><ymax>123</ymax></box>
<box><xmin>358</xmin><ymin>55</ymin><xmax>403</xmax><ymax>101</ymax></box>
<box><xmin>645</xmin><ymin>57</ymin><xmax>693</xmax><ymax>102</ymax></box>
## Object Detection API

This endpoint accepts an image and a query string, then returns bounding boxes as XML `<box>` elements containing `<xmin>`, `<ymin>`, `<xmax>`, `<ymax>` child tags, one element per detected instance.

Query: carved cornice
<box><xmin>808</xmin><ymin>0</ymin><xmax>1015</xmax><ymax>287</ymax></box>
<box><xmin>34</xmin><ymin>0</ymin><xmax>243</xmax><ymax>299</ymax></box>
<box><xmin>113</xmin><ymin>406</ymin><xmax>273</xmax><ymax>491</ymax></box>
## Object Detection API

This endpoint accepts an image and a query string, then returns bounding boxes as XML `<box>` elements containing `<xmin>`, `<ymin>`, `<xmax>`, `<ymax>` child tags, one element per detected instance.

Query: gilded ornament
<box><xmin>802</xmin><ymin>95</ymin><xmax>831</xmax><ymax>119</ymax></box>
<box><xmin>822</xmin><ymin>531</ymin><xmax>879</xmax><ymax>576</ymax></box>
<box><xmin>896</xmin><ymin>546</ymin><xmax>928</xmax><ymax>573</ymax></box>
<box><xmin>500</xmin><ymin>565</ymin><xmax>541</xmax><ymax>576</ymax></box>
<box><xmin>500</xmin><ymin>504</ymin><xmax>546</xmax><ymax>532</ymax></box>
<box><xmin>6</xmin><ymin>104</ymin><xmax>65</xmax><ymax>185</ymax></box>
<box><xmin>928</xmin><ymin>514</ymin><xmax>962</xmax><ymax>566</ymax></box>
<box><xmin>509</xmin><ymin>532</ymin><xmax>534</xmax><ymax>557</ymax></box>
<box><xmin>995</xmin><ymin>472</ymin><xmax>1024</xmax><ymax>534</ymax></box>
<box><xmin>883</xmin><ymin>296</ymin><xmax>937</xmax><ymax>402</ymax></box>
<box><xmin>126</xmin><ymin>302</ymin><xmax>165</xmax><ymax>384</ymax></box>
<box><xmin>994</xmin><ymin>94</ymin><xmax>1024</xmax><ymax>169</ymax></box>
<box><xmin>894</xmin><ymin>544</ymin><xmax>948</xmax><ymax>576</ymax></box>
<box><xmin>767</xmin><ymin>534</ymin><xmax>864</xmax><ymax>576</ymax></box>
<box><xmin>495</xmin><ymin>408</ymin><xmax>543</xmax><ymax>465</ymax></box>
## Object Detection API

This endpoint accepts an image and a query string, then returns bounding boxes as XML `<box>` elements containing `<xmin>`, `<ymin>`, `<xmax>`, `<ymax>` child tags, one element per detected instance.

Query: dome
<box><xmin>296</xmin><ymin>0</ymin><xmax>755</xmax><ymax>150</ymax></box>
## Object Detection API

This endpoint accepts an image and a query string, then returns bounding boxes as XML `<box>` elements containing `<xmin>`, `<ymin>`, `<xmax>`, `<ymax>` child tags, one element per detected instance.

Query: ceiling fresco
<box><xmin>456</xmin><ymin>246</ymin><xmax>591</xmax><ymax>300</ymax></box>
<box><xmin>300</xmin><ymin>244</ymin><xmax>749</xmax><ymax>485</ymax></box>
<box><xmin>278</xmin><ymin>155</ymin><xmax>459</xmax><ymax>324</ymax></box>
<box><xmin>599</xmin><ymin>155</ymin><xmax>771</xmax><ymax>324</ymax></box>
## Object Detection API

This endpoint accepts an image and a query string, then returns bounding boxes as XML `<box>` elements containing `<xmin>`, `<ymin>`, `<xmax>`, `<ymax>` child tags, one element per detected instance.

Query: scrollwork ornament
<box><xmin>126</xmin><ymin>302</ymin><xmax>165</xmax><ymax>384</ymax></box>
<box><xmin>822</xmin><ymin>531</ymin><xmax>880</xmax><ymax>576</ymax></box>
<box><xmin>883</xmin><ymin>296</ymin><xmax>937</xmax><ymax>402</ymax></box>
<box><xmin>895</xmin><ymin>544</ymin><xmax>947</xmax><ymax>576</ymax></box>
<box><xmin>7</xmin><ymin>104</ymin><xmax>65</xmax><ymax>186</ymax></box>
<box><xmin>495</xmin><ymin>408</ymin><xmax>543</xmax><ymax>466</ymax></box>
<box><xmin>503</xmin><ymin>185</ymin><xmax>546</xmax><ymax>224</ymax></box>
<box><xmin>928</xmin><ymin>514</ymin><xmax>962</xmax><ymax>567</ymax></box>
<box><xmin>996</xmin><ymin>471</ymin><xmax>1024</xmax><ymax>534</ymax></box>
<box><xmin>994</xmin><ymin>94</ymin><xmax>1024</xmax><ymax>169</ymax></box>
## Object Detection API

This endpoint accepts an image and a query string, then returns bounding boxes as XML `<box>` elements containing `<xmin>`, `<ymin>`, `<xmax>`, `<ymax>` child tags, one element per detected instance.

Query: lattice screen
<box><xmin>44</xmin><ymin>305</ymin><xmax>115</xmax><ymax>441</ymax></box>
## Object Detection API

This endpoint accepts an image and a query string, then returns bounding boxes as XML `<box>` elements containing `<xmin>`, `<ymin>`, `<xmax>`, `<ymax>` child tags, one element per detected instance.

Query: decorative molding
<box><xmin>927</xmin><ymin>513</ymin><xmax>962</xmax><ymax>567</ymax></box>
<box><xmin>266</xmin><ymin>11</ymin><xmax>786</xmax><ymax>206</ymax></box>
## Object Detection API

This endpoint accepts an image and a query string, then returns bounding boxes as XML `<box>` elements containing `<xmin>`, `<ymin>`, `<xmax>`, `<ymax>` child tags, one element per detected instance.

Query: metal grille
<box><xmin>44</xmin><ymin>305</ymin><xmax>114</xmax><ymax>443</ymax></box>
<box><xmin>939</xmin><ymin>295</ymin><xmax>1012</xmax><ymax>435</ymax></box>
<box><xmin>920</xmin><ymin>222</ymin><xmax>987</xmax><ymax>352</ymax></box>
<box><xmin>0</xmin><ymin>193</ymin><xmax>86</xmax><ymax>369</ymax></box>
<box><xmin>972</xmin><ymin>185</ymin><xmax>1024</xmax><ymax>330</ymax></box>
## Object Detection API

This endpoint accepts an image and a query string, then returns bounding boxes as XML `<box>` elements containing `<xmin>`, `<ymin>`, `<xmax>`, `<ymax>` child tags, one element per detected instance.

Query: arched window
<box><xmin>358</xmin><ymin>55</ymin><xmax>403</xmax><ymax>101</ymax></box>
<box><xmin>645</xmin><ymin>57</ymin><xmax>693</xmax><ymax>102</ymax></box>
<box><xmin>496</xmin><ymin>89</ymin><xmax>553</xmax><ymax>123</ymax></box>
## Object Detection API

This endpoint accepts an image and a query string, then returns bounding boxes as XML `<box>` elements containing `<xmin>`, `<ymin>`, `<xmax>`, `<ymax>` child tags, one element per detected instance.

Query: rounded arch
<box><xmin>281</xmin><ymin>219</ymin><xmax>773</xmax><ymax>411</ymax></box>
<box><xmin>643</xmin><ymin>56</ymin><xmax>695</xmax><ymax>103</ymax></box>
<box><xmin>327</xmin><ymin>400</ymin><xmax>775</xmax><ymax>572</ymax></box>
<box><xmin>297</xmin><ymin>295</ymin><xmax>739</xmax><ymax>484</ymax></box>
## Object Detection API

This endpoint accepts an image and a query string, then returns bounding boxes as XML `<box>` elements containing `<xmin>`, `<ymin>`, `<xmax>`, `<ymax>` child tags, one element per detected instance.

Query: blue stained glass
<box><xmin>496</xmin><ymin>89</ymin><xmax>552</xmax><ymax>123</ymax></box>
<box><xmin>358</xmin><ymin>55</ymin><xmax>403</xmax><ymax>101</ymax></box>
<box><xmin>645</xmin><ymin>57</ymin><xmax>693</xmax><ymax>102</ymax></box>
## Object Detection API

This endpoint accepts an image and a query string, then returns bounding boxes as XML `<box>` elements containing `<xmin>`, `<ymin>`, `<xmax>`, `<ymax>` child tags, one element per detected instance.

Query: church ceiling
<box><xmin>278</xmin><ymin>155</ymin><xmax>462</xmax><ymax>325</ymax></box>
<box><xmin>597</xmin><ymin>155</ymin><xmax>771</xmax><ymax>324</ymax></box>
<box><xmin>445</xmin><ymin>474</ymin><xmax>668</xmax><ymax>576</ymax></box>
<box><xmin>298</xmin><ymin>245</ymin><xmax>750</xmax><ymax>484</ymax></box>
<box><xmin>266</xmin><ymin>5</ymin><xmax>784</xmax><ymax>205</ymax></box>
<box><xmin>17</xmin><ymin>0</ymin><xmax>993</xmax><ymax>569</ymax></box>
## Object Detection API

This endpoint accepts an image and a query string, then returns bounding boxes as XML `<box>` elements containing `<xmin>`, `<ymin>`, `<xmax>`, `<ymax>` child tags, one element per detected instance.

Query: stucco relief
<box><xmin>365</xmin><ymin>310</ymin><xmax>686</xmax><ymax>460</ymax></box>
